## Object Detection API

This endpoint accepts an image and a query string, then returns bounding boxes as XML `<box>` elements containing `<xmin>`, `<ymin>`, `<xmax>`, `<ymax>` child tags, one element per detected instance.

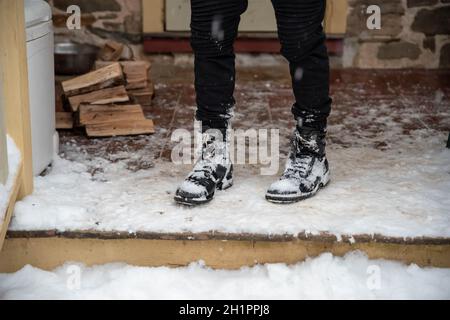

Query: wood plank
<box><xmin>78</xmin><ymin>104</ymin><xmax>145</xmax><ymax>126</ymax></box>
<box><xmin>142</xmin><ymin>0</ymin><xmax>164</xmax><ymax>33</ymax></box>
<box><xmin>0</xmin><ymin>163</ymin><xmax>22</xmax><ymax>250</ymax></box>
<box><xmin>1</xmin><ymin>232</ymin><xmax>450</xmax><ymax>272</ymax></box>
<box><xmin>61</xmin><ymin>62</ymin><xmax>124</xmax><ymax>97</ymax></box>
<box><xmin>324</xmin><ymin>0</ymin><xmax>348</xmax><ymax>35</ymax></box>
<box><xmin>0</xmin><ymin>95</ymin><xmax>8</xmax><ymax>184</ymax></box>
<box><xmin>86</xmin><ymin>119</ymin><xmax>155</xmax><ymax>137</ymax></box>
<box><xmin>143</xmin><ymin>37</ymin><xmax>343</xmax><ymax>56</ymax></box>
<box><xmin>55</xmin><ymin>112</ymin><xmax>73</xmax><ymax>129</ymax></box>
<box><xmin>0</xmin><ymin>0</ymin><xmax>34</xmax><ymax>198</ymax></box>
<box><xmin>54</xmin><ymin>81</ymin><xmax>65</xmax><ymax>112</ymax></box>
<box><xmin>68</xmin><ymin>85</ymin><xmax>129</xmax><ymax>112</ymax></box>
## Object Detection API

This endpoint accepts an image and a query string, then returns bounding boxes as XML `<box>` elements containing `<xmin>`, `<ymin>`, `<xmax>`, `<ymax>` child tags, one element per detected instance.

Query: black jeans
<box><xmin>190</xmin><ymin>0</ymin><xmax>331</xmax><ymax>130</ymax></box>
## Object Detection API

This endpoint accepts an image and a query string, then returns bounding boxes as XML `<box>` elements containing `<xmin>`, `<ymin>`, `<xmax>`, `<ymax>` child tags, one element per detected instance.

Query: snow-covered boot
<box><xmin>265</xmin><ymin>124</ymin><xmax>330</xmax><ymax>203</ymax></box>
<box><xmin>174</xmin><ymin>128</ymin><xmax>233</xmax><ymax>206</ymax></box>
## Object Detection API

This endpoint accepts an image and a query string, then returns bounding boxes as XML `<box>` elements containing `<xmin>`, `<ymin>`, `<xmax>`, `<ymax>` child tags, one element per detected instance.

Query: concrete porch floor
<box><xmin>1</xmin><ymin>55</ymin><xmax>449</xmax><ymax>271</ymax></box>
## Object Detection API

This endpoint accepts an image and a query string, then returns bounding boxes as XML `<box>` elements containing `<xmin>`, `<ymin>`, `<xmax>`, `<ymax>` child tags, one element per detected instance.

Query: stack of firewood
<box><xmin>56</xmin><ymin>41</ymin><xmax>155</xmax><ymax>137</ymax></box>
<box><xmin>94</xmin><ymin>60</ymin><xmax>154</xmax><ymax>107</ymax></box>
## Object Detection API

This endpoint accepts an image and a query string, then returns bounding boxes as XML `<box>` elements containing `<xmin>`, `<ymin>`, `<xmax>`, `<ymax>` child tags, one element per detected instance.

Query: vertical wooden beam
<box><xmin>0</xmin><ymin>165</ymin><xmax>22</xmax><ymax>250</ymax></box>
<box><xmin>0</xmin><ymin>82</ymin><xmax>8</xmax><ymax>185</ymax></box>
<box><xmin>142</xmin><ymin>0</ymin><xmax>165</xmax><ymax>33</ymax></box>
<box><xmin>0</xmin><ymin>0</ymin><xmax>34</xmax><ymax>198</ymax></box>
<box><xmin>324</xmin><ymin>0</ymin><xmax>348</xmax><ymax>36</ymax></box>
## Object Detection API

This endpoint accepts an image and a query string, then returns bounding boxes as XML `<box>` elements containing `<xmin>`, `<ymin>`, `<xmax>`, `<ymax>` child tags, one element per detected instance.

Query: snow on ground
<box><xmin>8</xmin><ymin>130</ymin><xmax>450</xmax><ymax>238</ymax></box>
<box><xmin>0</xmin><ymin>252</ymin><xmax>449</xmax><ymax>299</ymax></box>
<box><xmin>0</xmin><ymin>137</ymin><xmax>21</xmax><ymax>223</ymax></box>
<box><xmin>7</xmin><ymin>71</ymin><xmax>450</xmax><ymax>238</ymax></box>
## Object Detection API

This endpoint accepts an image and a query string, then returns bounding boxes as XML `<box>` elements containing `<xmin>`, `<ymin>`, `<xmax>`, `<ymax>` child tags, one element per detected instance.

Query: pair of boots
<box><xmin>174</xmin><ymin>122</ymin><xmax>330</xmax><ymax>205</ymax></box>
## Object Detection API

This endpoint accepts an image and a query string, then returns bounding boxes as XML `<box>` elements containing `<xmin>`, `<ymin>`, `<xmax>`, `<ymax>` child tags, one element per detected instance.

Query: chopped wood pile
<box><xmin>94</xmin><ymin>61</ymin><xmax>154</xmax><ymax>106</ymax></box>
<box><xmin>56</xmin><ymin>41</ymin><xmax>155</xmax><ymax>137</ymax></box>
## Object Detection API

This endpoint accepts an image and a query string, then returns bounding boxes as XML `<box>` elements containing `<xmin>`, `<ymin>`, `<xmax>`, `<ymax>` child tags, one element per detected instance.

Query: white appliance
<box><xmin>24</xmin><ymin>0</ymin><xmax>56</xmax><ymax>175</ymax></box>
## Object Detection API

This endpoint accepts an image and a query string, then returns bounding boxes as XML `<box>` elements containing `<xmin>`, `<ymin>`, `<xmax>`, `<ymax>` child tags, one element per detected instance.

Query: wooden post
<box><xmin>0</xmin><ymin>0</ymin><xmax>34</xmax><ymax>198</ymax></box>
<box><xmin>324</xmin><ymin>0</ymin><xmax>348</xmax><ymax>36</ymax></box>
<box><xmin>0</xmin><ymin>84</ymin><xmax>8</xmax><ymax>185</ymax></box>
<box><xmin>142</xmin><ymin>0</ymin><xmax>165</xmax><ymax>33</ymax></box>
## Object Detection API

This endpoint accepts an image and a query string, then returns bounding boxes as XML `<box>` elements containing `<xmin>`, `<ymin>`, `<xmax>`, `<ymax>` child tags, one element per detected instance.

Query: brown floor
<box><xmin>56</xmin><ymin>55</ymin><xmax>450</xmax><ymax>172</ymax></box>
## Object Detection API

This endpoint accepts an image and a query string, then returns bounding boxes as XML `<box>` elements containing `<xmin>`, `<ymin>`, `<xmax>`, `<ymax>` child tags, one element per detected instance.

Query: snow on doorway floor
<box><xmin>0</xmin><ymin>252</ymin><xmax>449</xmax><ymax>299</ymax></box>
<box><xmin>8</xmin><ymin>69</ymin><xmax>450</xmax><ymax>239</ymax></box>
<box><xmin>8</xmin><ymin>131</ymin><xmax>450</xmax><ymax>239</ymax></box>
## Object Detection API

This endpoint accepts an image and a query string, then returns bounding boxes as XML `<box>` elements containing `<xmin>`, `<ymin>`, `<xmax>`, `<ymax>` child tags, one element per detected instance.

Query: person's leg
<box><xmin>266</xmin><ymin>0</ymin><xmax>331</xmax><ymax>203</ymax></box>
<box><xmin>271</xmin><ymin>0</ymin><xmax>331</xmax><ymax>128</ymax></box>
<box><xmin>190</xmin><ymin>0</ymin><xmax>248</xmax><ymax>133</ymax></box>
<box><xmin>175</xmin><ymin>0</ymin><xmax>247</xmax><ymax>206</ymax></box>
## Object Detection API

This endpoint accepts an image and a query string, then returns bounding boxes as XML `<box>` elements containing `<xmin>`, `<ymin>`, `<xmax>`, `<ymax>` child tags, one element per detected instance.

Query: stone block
<box><xmin>411</xmin><ymin>6</ymin><xmax>450</xmax><ymax>35</ymax></box>
<box><xmin>407</xmin><ymin>0</ymin><xmax>438</xmax><ymax>7</ymax></box>
<box><xmin>377</xmin><ymin>41</ymin><xmax>421</xmax><ymax>60</ymax></box>
<box><xmin>53</xmin><ymin>0</ymin><xmax>121</xmax><ymax>13</ymax></box>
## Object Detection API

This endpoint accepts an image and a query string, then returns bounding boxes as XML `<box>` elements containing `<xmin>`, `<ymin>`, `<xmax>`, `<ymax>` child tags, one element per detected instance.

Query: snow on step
<box><xmin>8</xmin><ymin>131</ymin><xmax>450</xmax><ymax>239</ymax></box>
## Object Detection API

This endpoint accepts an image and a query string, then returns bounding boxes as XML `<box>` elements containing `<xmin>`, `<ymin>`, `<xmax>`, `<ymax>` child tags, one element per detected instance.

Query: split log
<box><xmin>95</xmin><ymin>60</ymin><xmax>151</xmax><ymax>75</ymax></box>
<box><xmin>78</xmin><ymin>104</ymin><xmax>145</xmax><ymax>126</ymax></box>
<box><xmin>98</xmin><ymin>40</ymin><xmax>124</xmax><ymax>61</ymax></box>
<box><xmin>119</xmin><ymin>45</ymin><xmax>134</xmax><ymax>61</ymax></box>
<box><xmin>61</xmin><ymin>62</ymin><xmax>123</xmax><ymax>97</ymax></box>
<box><xmin>85</xmin><ymin>119</ymin><xmax>155</xmax><ymax>137</ymax></box>
<box><xmin>120</xmin><ymin>61</ymin><xmax>151</xmax><ymax>89</ymax></box>
<box><xmin>68</xmin><ymin>85</ymin><xmax>129</xmax><ymax>112</ymax></box>
<box><xmin>55</xmin><ymin>112</ymin><xmax>73</xmax><ymax>129</ymax></box>
<box><xmin>125</xmin><ymin>79</ymin><xmax>148</xmax><ymax>90</ymax></box>
<box><xmin>54</xmin><ymin>81</ymin><xmax>65</xmax><ymax>112</ymax></box>
<box><xmin>128</xmin><ymin>82</ymin><xmax>155</xmax><ymax>106</ymax></box>
<box><xmin>95</xmin><ymin>61</ymin><xmax>151</xmax><ymax>90</ymax></box>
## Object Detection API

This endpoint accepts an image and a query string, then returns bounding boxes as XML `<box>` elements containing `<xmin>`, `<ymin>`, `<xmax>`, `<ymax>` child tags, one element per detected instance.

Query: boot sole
<box><xmin>174</xmin><ymin>178</ymin><xmax>233</xmax><ymax>207</ymax></box>
<box><xmin>174</xmin><ymin>194</ymin><xmax>214</xmax><ymax>206</ymax></box>
<box><xmin>265</xmin><ymin>174</ymin><xmax>330</xmax><ymax>204</ymax></box>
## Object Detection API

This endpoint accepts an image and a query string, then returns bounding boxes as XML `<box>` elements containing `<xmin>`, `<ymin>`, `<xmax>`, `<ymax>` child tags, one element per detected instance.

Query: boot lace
<box><xmin>281</xmin><ymin>129</ymin><xmax>317</xmax><ymax>179</ymax></box>
<box><xmin>283</xmin><ymin>154</ymin><xmax>313</xmax><ymax>179</ymax></box>
<box><xmin>187</xmin><ymin>134</ymin><xmax>222</xmax><ymax>184</ymax></box>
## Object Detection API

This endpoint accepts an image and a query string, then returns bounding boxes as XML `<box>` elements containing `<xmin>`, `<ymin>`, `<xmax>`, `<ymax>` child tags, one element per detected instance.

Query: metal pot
<box><xmin>54</xmin><ymin>42</ymin><xmax>99</xmax><ymax>75</ymax></box>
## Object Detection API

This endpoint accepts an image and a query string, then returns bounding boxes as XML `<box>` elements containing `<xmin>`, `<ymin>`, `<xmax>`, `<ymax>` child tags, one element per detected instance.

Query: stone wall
<box><xmin>343</xmin><ymin>0</ymin><xmax>450</xmax><ymax>68</ymax></box>
<box><xmin>47</xmin><ymin>0</ymin><xmax>142</xmax><ymax>49</ymax></box>
<box><xmin>47</xmin><ymin>0</ymin><xmax>449</xmax><ymax>68</ymax></box>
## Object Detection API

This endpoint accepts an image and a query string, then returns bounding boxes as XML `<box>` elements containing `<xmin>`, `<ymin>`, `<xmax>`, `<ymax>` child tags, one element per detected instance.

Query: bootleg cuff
<box><xmin>195</xmin><ymin>117</ymin><xmax>230</xmax><ymax>132</ymax></box>
<box><xmin>291</xmin><ymin>99</ymin><xmax>331</xmax><ymax>130</ymax></box>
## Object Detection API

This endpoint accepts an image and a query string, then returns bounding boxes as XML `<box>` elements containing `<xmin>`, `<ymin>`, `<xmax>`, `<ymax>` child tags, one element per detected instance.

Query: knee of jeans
<box><xmin>279</xmin><ymin>34</ymin><xmax>327</xmax><ymax>63</ymax></box>
<box><xmin>279</xmin><ymin>41</ymin><xmax>311</xmax><ymax>63</ymax></box>
<box><xmin>190</xmin><ymin>27</ymin><xmax>236</xmax><ymax>57</ymax></box>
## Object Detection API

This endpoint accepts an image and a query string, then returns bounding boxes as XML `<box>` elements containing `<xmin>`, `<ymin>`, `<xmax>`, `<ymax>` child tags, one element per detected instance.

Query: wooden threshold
<box><xmin>0</xmin><ymin>230</ymin><xmax>449</xmax><ymax>272</ymax></box>
<box><xmin>143</xmin><ymin>34</ymin><xmax>343</xmax><ymax>56</ymax></box>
